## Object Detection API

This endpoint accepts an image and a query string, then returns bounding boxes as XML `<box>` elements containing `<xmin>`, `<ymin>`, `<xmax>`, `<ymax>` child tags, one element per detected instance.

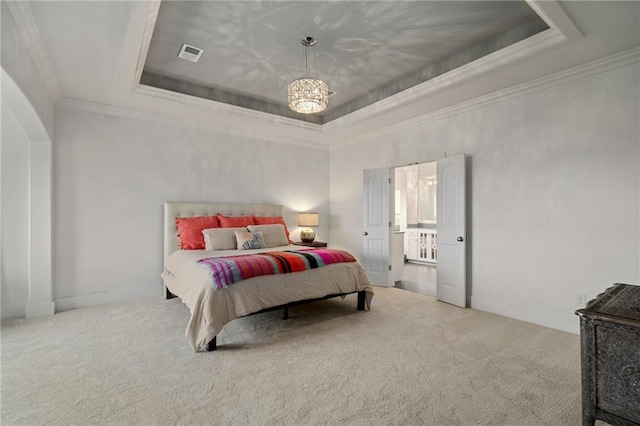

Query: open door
<box><xmin>436</xmin><ymin>154</ymin><xmax>466</xmax><ymax>307</ymax></box>
<box><xmin>363</xmin><ymin>168</ymin><xmax>394</xmax><ymax>287</ymax></box>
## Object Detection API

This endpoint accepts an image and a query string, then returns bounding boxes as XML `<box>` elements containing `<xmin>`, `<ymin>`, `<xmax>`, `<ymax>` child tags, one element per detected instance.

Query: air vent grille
<box><xmin>178</xmin><ymin>43</ymin><xmax>203</xmax><ymax>63</ymax></box>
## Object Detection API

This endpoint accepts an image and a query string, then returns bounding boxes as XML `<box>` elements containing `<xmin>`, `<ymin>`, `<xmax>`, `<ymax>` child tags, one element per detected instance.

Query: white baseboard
<box><xmin>1</xmin><ymin>303</ymin><xmax>26</xmax><ymax>320</ymax></box>
<box><xmin>26</xmin><ymin>301</ymin><xmax>55</xmax><ymax>318</ymax></box>
<box><xmin>471</xmin><ymin>296</ymin><xmax>579</xmax><ymax>334</ymax></box>
<box><xmin>55</xmin><ymin>286</ymin><xmax>162</xmax><ymax>312</ymax></box>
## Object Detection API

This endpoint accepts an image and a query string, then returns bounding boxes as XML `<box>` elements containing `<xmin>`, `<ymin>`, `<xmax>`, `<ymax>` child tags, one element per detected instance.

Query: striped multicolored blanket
<box><xmin>197</xmin><ymin>249</ymin><xmax>357</xmax><ymax>289</ymax></box>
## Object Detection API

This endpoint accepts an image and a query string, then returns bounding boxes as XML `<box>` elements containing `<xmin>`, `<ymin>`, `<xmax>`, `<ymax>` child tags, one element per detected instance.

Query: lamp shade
<box><xmin>298</xmin><ymin>213</ymin><xmax>319</xmax><ymax>227</ymax></box>
<box><xmin>288</xmin><ymin>78</ymin><xmax>328</xmax><ymax>114</ymax></box>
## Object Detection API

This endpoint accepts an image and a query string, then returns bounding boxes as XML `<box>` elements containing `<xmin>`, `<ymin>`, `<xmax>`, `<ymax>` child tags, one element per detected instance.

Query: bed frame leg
<box><xmin>164</xmin><ymin>285</ymin><xmax>177</xmax><ymax>300</ymax></box>
<box><xmin>282</xmin><ymin>306</ymin><xmax>289</xmax><ymax>320</ymax></box>
<box><xmin>206</xmin><ymin>337</ymin><xmax>217</xmax><ymax>351</ymax></box>
<box><xmin>357</xmin><ymin>291</ymin><xmax>366</xmax><ymax>311</ymax></box>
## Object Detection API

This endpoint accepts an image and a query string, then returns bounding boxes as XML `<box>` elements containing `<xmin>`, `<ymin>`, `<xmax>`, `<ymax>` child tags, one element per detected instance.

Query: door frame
<box><xmin>383</xmin><ymin>152</ymin><xmax>469</xmax><ymax>305</ymax></box>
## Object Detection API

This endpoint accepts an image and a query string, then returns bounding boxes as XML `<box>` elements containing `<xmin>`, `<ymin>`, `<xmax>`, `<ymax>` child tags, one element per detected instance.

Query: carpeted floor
<box><xmin>1</xmin><ymin>287</ymin><xmax>596</xmax><ymax>425</ymax></box>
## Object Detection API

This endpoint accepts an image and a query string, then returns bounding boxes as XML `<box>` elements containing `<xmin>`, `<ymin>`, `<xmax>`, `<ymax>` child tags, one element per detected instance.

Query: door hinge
<box><xmin>388</xmin><ymin>178</ymin><xmax>392</xmax><ymax>184</ymax></box>
<box><xmin>389</xmin><ymin>221</ymin><xmax>392</xmax><ymax>228</ymax></box>
<box><xmin>388</xmin><ymin>265</ymin><xmax>392</xmax><ymax>271</ymax></box>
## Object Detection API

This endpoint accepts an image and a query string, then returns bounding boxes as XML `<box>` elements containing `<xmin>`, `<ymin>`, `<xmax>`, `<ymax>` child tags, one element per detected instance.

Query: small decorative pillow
<box><xmin>247</xmin><ymin>224</ymin><xmax>288</xmax><ymax>248</ymax></box>
<box><xmin>235</xmin><ymin>230</ymin><xmax>266</xmax><ymax>250</ymax></box>
<box><xmin>202</xmin><ymin>227</ymin><xmax>247</xmax><ymax>251</ymax></box>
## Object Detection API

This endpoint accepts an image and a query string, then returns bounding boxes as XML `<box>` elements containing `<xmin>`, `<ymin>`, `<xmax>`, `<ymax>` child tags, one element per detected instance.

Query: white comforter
<box><xmin>162</xmin><ymin>245</ymin><xmax>374</xmax><ymax>351</ymax></box>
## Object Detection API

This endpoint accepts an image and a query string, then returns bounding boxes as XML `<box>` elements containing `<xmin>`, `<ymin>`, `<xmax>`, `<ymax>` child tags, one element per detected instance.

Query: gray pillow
<box><xmin>247</xmin><ymin>224</ymin><xmax>289</xmax><ymax>247</ymax></box>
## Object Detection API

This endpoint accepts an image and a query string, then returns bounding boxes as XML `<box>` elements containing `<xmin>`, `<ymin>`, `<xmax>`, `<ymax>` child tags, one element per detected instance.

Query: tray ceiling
<box><xmin>142</xmin><ymin>1</ymin><xmax>548</xmax><ymax>124</ymax></box>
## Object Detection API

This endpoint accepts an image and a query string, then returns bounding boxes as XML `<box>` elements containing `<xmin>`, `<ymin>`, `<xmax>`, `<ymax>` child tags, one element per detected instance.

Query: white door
<box><xmin>436</xmin><ymin>154</ymin><xmax>467</xmax><ymax>307</ymax></box>
<box><xmin>363</xmin><ymin>168</ymin><xmax>394</xmax><ymax>287</ymax></box>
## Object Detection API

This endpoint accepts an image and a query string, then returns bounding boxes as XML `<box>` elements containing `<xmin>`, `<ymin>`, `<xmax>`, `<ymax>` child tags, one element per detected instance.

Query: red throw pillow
<box><xmin>217</xmin><ymin>214</ymin><xmax>255</xmax><ymax>228</ymax></box>
<box><xmin>176</xmin><ymin>216</ymin><xmax>220</xmax><ymax>250</ymax></box>
<box><xmin>254</xmin><ymin>216</ymin><xmax>292</xmax><ymax>243</ymax></box>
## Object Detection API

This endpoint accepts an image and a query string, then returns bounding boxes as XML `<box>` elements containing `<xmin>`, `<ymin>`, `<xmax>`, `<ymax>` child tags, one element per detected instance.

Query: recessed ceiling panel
<box><xmin>142</xmin><ymin>1</ymin><xmax>548</xmax><ymax>123</ymax></box>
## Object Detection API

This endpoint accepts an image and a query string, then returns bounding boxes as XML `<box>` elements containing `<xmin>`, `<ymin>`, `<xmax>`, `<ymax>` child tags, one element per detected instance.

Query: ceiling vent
<box><xmin>328</xmin><ymin>90</ymin><xmax>337</xmax><ymax>98</ymax></box>
<box><xmin>178</xmin><ymin>43</ymin><xmax>203</xmax><ymax>63</ymax></box>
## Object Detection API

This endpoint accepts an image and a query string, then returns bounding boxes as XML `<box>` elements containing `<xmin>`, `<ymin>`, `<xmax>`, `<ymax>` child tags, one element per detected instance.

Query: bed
<box><xmin>162</xmin><ymin>202</ymin><xmax>374</xmax><ymax>352</ymax></box>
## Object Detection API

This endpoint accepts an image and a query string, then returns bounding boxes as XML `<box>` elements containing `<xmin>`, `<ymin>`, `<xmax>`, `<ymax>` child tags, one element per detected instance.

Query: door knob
<box><xmin>363</xmin><ymin>231</ymin><xmax>368</xmax><ymax>236</ymax></box>
<box><xmin>457</xmin><ymin>236</ymin><xmax>464</xmax><ymax>242</ymax></box>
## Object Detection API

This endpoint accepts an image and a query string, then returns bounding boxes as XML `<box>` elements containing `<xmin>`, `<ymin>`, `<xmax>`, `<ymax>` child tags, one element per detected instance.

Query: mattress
<box><xmin>162</xmin><ymin>245</ymin><xmax>374</xmax><ymax>351</ymax></box>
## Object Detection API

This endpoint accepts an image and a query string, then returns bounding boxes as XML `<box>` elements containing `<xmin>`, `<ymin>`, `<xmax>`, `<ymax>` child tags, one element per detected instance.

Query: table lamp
<box><xmin>298</xmin><ymin>212</ymin><xmax>319</xmax><ymax>243</ymax></box>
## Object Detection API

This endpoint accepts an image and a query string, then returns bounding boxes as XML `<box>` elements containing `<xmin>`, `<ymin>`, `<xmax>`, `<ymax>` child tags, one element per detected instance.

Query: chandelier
<box><xmin>288</xmin><ymin>36</ymin><xmax>328</xmax><ymax>114</ymax></box>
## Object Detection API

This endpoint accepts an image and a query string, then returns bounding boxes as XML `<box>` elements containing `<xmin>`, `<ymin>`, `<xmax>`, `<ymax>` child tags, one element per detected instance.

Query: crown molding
<box><xmin>134</xmin><ymin>84</ymin><xmax>323</xmax><ymax>133</ymax></box>
<box><xmin>120</xmin><ymin>1</ymin><xmax>323</xmax><ymax>134</ymax></box>
<box><xmin>3</xmin><ymin>1</ymin><xmax>62</xmax><ymax>102</ymax></box>
<box><xmin>59</xmin><ymin>0</ymin><xmax>326</xmax><ymax>151</ymax></box>
<box><xmin>322</xmin><ymin>0</ymin><xmax>581</xmax><ymax>136</ymax></box>
<box><xmin>124</xmin><ymin>0</ymin><xmax>578</xmax><ymax>138</ymax></box>
<box><xmin>526</xmin><ymin>0</ymin><xmax>583</xmax><ymax>42</ymax></box>
<box><xmin>56</xmin><ymin>97</ymin><xmax>329</xmax><ymax>151</ymax></box>
<box><xmin>130</xmin><ymin>0</ymin><xmax>161</xmax><ymax>94</ymax></box>
<box><xmin>323</xmin><ymin>28</ymin><xmax>563</xmax><ymax>135</ymax></box>
<box><xmin>54</xmin><ymin>0</ymin><xmax>613</xmax><ymax>152</ymax></box>
<box><xmin>54</xmin><ymin>45</ymin><xmax>639</xmax><ymax>153</ymax></box>
<box><xmin>327</xmin><ymin>47</ymin><xmax>640</xmax><ymax>150</ymax></box>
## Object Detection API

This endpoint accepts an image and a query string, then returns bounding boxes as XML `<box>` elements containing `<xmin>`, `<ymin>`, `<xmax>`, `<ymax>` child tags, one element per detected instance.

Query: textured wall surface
<box><xmin>329</xmin><ymin>62</ymin><xmax>640</xmax><ymax>333</ymax></box>
<box><xmin>53</xmin><ymin>108</ymin><xmax>329</xmax><ymax>306</ymax></box>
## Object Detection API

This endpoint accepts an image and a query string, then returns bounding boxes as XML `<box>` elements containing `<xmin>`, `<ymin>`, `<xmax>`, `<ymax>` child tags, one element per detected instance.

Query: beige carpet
<box><xmin>1</xmin><ymin>287</ymin><xmax>595</xmax><ymax>425</ymax></box>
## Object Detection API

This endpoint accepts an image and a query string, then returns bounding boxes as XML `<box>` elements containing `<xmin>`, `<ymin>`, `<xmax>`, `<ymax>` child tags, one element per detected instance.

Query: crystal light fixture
<box><xmin>288</xmin><ymin>36</ymin><xmax>328</xmax><ymax>114</ymax></box>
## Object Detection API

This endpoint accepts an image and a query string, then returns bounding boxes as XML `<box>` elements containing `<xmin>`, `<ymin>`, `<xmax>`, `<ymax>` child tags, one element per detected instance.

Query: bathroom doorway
<box><xmin>363</xmin><ymin>154</ymin><xmax>466</xmax><ymax>306</ymax></box>
<box><xmin>394</xmin><ymin>161</ymin><xmax>437</xmax><ymax>297</ymax></box>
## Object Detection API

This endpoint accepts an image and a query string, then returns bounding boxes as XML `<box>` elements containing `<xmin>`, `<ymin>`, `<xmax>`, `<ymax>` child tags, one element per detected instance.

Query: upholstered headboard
<box><xmin>163</xmin><ymin>202</ymin><xmax>284</xmax><ymax>263</ymax></box>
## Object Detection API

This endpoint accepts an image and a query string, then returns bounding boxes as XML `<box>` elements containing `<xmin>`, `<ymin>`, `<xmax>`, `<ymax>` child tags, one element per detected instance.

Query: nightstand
<box><xmin>293</xmin><ymin>241</ymin><xmax>328</xmax><ymax>248</ymax></box>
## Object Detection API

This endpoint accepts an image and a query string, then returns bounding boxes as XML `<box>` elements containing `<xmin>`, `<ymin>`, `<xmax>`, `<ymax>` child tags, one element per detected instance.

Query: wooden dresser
<box><xmin>575</xmin><ymin>283</ymin><xmax>640</xmax><ymax>426</ymax></box>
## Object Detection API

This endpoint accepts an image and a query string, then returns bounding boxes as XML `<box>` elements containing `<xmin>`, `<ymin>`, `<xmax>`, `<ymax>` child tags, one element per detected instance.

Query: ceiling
<box><xmin>142</xmin><ymin>1</ymin><xmax>547</xmax><ymax>124</ymax></box>
<box><xmin>13</xmin><ymin>1</ymin><xmax>640</xmax><ymax>145</ymax></box>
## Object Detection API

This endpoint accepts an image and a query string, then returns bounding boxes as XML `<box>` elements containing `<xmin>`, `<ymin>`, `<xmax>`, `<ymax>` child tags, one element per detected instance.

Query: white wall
<box><xmin>1</xmin><ymin>2</ymin><xmax>56</xmax><ymax>319</ymax></box>
<box><xmin>1</xmin><ymin>2</ymin><xmax>56</xmax><ymax>141</ymax></box>
<box><xmin>329</xmin><ymin>61</ymin><xmax>640</xmax><ymax>333</ymax></box>
<box><xmin>1</xmin><ymin>105</ymin><xmax>30</xmax><ymax>318</ymax></box>
<box><xmin>54</xmin><ymin>107</ymin><xmax>329</xmax><ymax>308</ymax></box>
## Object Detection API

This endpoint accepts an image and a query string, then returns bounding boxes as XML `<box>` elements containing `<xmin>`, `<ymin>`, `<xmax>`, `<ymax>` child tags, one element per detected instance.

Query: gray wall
<box><xmin>329</xmin><ymin>62</ymin><xmax>640</xmax><ymax>333</ymax></box>
<box><xmin>53</xmin><ymin>107</ymin><xmax>330</xmax><ymax>308</ymax></box>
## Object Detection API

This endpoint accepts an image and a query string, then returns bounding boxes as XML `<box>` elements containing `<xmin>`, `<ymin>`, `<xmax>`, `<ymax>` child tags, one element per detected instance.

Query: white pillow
<box><xmin>202</xmin><ymin>227</ymin><xmax>246</xmax><ymax>251</ymax></box>
<box><xmin>247</xmin><ymin>224</ymin><xmax>289</xmax><ymax>248</ymax></box>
